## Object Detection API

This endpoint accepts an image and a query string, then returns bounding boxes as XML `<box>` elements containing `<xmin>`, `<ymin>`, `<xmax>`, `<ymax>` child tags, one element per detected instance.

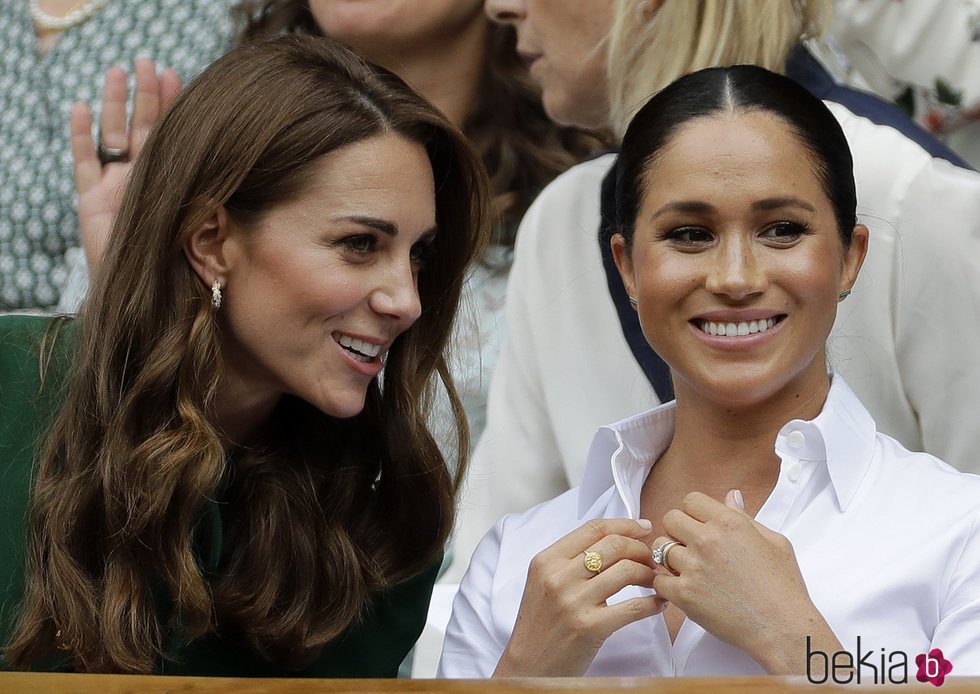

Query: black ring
<box><xmin>97</xmin><ymin>138</ymin><xmax>129</xmax><ymax>165</ymax></box>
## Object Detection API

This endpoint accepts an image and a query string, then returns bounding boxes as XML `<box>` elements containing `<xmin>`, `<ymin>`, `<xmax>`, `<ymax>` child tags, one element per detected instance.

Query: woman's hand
<box><xmin>651</xmin><ymin>490</ymin><xmax>842</xmax><ymax>674</ymax></box>
<box><xmin>71</xmin><ymin>59</ymin><xmax>181</xmax><ymax>279</ymax></box>
<box><xmin>494</xmin><ymin>518</ymin><xmax>667</xmax><ymax>677</ymax></box>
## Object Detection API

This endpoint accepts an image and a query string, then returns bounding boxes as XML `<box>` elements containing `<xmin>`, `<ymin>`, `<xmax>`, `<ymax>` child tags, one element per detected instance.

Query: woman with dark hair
<box><xmin>236</xmin><ymin>0</ymin><xmax>603</xmax><ymax>448</ymax></box>
<box><xmin>459</xmin><ymin>0</ymin><xmax>980</xmax><ymax>573</ymax></box>
<box><xmin>66</xmin><ymin>0</ymin><xmax>601</xmax><ymax>451</ymax></box>
<box><xmin>0</xmin><ymin>35</ymin><xmax>489</xmax><ymax>675</ymax></box>
<box><xmin>440</xmin><ymin>65</ymin><xmax>980</xmax><ymax>678</ymax></box>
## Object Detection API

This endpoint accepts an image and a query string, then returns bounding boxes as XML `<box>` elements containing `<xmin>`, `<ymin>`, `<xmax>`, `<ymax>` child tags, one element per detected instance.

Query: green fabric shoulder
<box><xmin>0</xmin><ymin>313</ymin><xmax>78</xmax><ymax>668</ymax></box>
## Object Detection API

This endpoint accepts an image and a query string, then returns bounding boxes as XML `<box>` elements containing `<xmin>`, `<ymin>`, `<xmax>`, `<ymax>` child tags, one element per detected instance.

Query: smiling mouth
<box><xmin>695</xmin><ymin>316</ymin><xmax>786</xmax><ymax>337</ymax></box>
<box><xmin>333</xmin><ymin>333</ymin><xmax>384</xmax><ymax>363</ymax></box>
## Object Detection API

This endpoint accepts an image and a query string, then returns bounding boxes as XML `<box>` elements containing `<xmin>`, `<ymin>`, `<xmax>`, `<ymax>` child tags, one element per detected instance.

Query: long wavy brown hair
<box><xmin>5</xmin><ymin>35</ymin><xmax>489</xmax><ymax>673</ymax></box>
<box><xmin>234</xmin><ymin>0</ymin><xmax>606</xmax><ymax>247</ymax></box>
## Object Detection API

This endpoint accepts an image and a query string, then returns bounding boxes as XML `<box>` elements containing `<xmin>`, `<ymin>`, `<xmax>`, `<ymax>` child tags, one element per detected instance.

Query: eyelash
<box><xmin>337</xmin><ymin>234</ymin><xmax>436</xmax><ymax>270</ymax></box>
<box><xmin>660</xmin><ymin>221</ymin><xmax>812</xmax><ymax>247</ymax></box>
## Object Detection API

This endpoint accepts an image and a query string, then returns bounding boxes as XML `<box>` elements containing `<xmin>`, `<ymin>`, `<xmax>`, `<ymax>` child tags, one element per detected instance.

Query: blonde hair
<box><xmin>607</xmin><ymin>0</ymin><xmax>831</xmax><ymax>138</ymax></box>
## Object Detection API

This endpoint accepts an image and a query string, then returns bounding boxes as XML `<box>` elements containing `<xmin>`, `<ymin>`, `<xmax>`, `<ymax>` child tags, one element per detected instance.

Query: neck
<box><xmin>212</xmin><ymin>372</ymin><xmax>281</xmax><ymax>446</ymax></box>
<box><xmin>355</xmin><ymin>19</ymin><xmax>488</xmax><ymax>130</ymax></box>
<box><xmin>654</xmin><ymin>367</ymin><xmax>831</xmax><ymax>500</ymax></box>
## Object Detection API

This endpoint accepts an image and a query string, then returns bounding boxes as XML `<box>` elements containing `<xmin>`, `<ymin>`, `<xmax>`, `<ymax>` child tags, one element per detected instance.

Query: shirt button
<box><xmin>786</xmin><ymin>462</ymin><xmax>801</xmax><ymax>483</ymax></box>
<box><xmin>787</xmin><ymin>430</ymin><xmax>806</xmax><ymax>449</ymax></box>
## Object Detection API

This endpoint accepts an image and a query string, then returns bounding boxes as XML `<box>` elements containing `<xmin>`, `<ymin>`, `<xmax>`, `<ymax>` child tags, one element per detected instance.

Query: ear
<box><xmin>839</xmin><ymin>223</ymin><xmax>869</xmax><ymax>296</ymax></box>
<box><xmin>611</xmin><ymin>233</ymin><xmax>637</xmax><ymax>299</ymax></box>
<box><xmin>182</xmin><ymin>206</ymin><xmax>239</xmax><ymax>289</ymax></box>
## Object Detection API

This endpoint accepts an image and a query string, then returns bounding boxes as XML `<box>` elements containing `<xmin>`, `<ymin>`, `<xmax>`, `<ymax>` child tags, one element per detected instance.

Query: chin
<box><xmin>679</xmin><ymin>369</ymin><xmax>791</xmax><ymax>409</ymax></box>
<box><xmin>311</xmin><ymin>391</ymin><xmax>369</xmax><ymax>420</ymax></box>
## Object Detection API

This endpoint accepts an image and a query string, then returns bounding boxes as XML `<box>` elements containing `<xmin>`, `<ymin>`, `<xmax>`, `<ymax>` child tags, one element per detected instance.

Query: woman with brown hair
<box><xmin>68</xmin><ymin>0</ymin><xmax>602</xmax><ymax>450</ymax></box>
<box><xmin>0</xmin><ymin>34</ymin><xmax>489</xmax><ymax>676</ymax></box>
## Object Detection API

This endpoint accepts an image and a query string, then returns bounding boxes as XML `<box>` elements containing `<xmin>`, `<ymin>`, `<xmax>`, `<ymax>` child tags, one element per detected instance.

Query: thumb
<box><xmin>725</xmin><ymin>488</ymin><xmax>745</xmax><ymax>513</ymax></box>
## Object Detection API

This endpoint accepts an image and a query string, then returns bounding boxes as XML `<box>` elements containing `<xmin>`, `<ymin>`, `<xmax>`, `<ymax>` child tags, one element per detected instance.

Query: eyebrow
<box><xmin>650</xmin><ymin>196</ymin><xmax>816</xmax><ymax>219</ymax></box>
<box><xmin>331</xmin><ymin>215</ymin><xmax>399</xmax><ymax>236</ymax></box>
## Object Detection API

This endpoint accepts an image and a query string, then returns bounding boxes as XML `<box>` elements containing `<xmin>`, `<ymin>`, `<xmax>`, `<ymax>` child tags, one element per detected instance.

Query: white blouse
<box><xmin>440</xmin><ymin>376</ymin><xmax>980</xmax><ymax>678</ymax></box>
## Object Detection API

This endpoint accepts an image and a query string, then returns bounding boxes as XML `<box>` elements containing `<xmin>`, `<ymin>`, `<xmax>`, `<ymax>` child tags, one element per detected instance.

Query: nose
<box><xmin>485</xmin><ymin>0</ymin><xmax>525</xmax><ymax>24</ymax></box>
<box><xmin>704</xmin><ymin>236</ymin><xmax>768</xmax><ymax>301</ymax></box>
<box><xmin>370</xmin><ymin>260</ymin><xmax>423</xmax><ymax>327</ymax></box>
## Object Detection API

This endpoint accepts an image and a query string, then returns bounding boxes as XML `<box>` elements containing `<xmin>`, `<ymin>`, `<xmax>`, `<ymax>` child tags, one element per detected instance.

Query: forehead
<box><xmin>279</xmin><ymin>132</ymin><xmax>436</xmax><ymax>225</ymax></box>
<box><xmin>639</xmin><ymin>111</ymin><xmax>828</xmax><ymax>211</ymax></box>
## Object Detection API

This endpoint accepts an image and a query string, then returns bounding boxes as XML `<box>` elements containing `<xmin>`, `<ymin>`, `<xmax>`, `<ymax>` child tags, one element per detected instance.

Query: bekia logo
<box><xmin>806</xmin><ymin>636</ymin><xmax>953</xmax><ymax>686</ymax></box>
<box><xmin>916</xmin><ymin>649</ymin><xmax>953</xmax><ymax>687</ymax></box>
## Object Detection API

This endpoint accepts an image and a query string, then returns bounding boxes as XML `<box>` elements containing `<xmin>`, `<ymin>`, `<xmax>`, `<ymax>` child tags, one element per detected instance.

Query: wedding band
<box><xmin>97</xmin><ymin>138</ymin><xmax>129</xmax><ymax>165</ymax></box>
<box><xmin>652</xmin><ymin>540</ymin><xmax>681</xmax><ymax>573</ymax></box>
<box><xmin>583</xmin><ymin>550</ymin><xmax>603</xmax><ymax>574</ymax></box>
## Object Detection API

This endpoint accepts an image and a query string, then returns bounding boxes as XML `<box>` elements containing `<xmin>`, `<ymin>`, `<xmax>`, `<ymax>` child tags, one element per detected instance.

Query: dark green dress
<box><xmin>0</xmin><ymin>314</ymin><xmax>438</xmax><ymax>676</ymax></box>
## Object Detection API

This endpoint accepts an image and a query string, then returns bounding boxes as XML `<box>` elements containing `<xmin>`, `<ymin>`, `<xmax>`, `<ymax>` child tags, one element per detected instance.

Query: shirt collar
<box><xmin>577</xmin><ymin>375</ymin><xmax>878</xmax><ymax>517</ymax></box>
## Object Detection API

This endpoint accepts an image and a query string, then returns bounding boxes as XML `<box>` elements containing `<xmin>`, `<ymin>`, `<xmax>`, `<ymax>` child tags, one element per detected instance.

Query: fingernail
<box><xmin>733</xmin><ymin>489</ymin><xmax>744</xmax><ymax>511</ymax></box>
<box><xmin>637</xmin><ymin>518</ymin><xmax>652</xmax><ymax>530</ymax></box>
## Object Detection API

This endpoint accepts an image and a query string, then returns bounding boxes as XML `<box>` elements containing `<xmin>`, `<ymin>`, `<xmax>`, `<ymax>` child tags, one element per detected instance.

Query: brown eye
<box><xmin>760</xmin><ymin>222</ymin><xmax>807</xmax><ymax>244</ymax></box>
<box><xmin>342</xmin><ymin>235</ymin><xmax>376</xmax><ymax>253</ymax></box>
<box><xmin>410</xmin><ymin>240</ymin><xmax>435</xmax><ymax>270</ymax></box>
<box><xmin>665</xmin><ymin>226</ymin><xmax>713</xmax><ymax>246</ymax></box>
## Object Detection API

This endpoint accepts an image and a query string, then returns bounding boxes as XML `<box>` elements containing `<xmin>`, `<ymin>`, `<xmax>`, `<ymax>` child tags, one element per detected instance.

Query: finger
<box><xmin>589</xmin><ymin>559</ymin><xmax>658</xmax><ymax>599</ymax></box>
<box><xmin>680</xmin><ymin>490</ymin><xmax>731</xmax><ymax>523</ymax></box>
<box><xmin>661</xmin><ymin>507</ymin><xmax>703</xmax><ymax>546</ymax></box>
<box><xmin>71</xmin><ymin>102</ymin><xmax>101</xmax><ymax>195</ymax></box>
<box><xmin>593</xmin><ymin>595</ymin><xmax>668</xmax><ymax>636</ymax></box>
<box><xmin>99</xmin><ymin>66</ymin><xmax>129</xmax><ymax>151</ymax></box>
<box><xmin>583</xmin><ymin>534</ymin><xmax>657</xmax><ymax>578</ymax></box>
<box><xmin>725</xmin><ymin>489</ymin><xmax>745</xmax><ymax>513</ymax></box>
<box><xmin>159</xmin><ymin>68</ymin><xmax>183</xmax><ymax>108</ymax></box>
<box><xmin>651</xmin><ymin>535</ymin><xmax>691</xmax><ymax>575</ymax></box>
<box><xmin>651</xmin><ymin>572</ymin><xmax>683</xmax><ymax>604</ymax></box>
<box><xmin>129</xmin><ymin>58</ymin><xmax>160</xmax><ymax>153</ymax></box>
<box><xmin>550</xmin><ymin>518</ymin><xmax>653</xmax><ymax>560</ymax></box>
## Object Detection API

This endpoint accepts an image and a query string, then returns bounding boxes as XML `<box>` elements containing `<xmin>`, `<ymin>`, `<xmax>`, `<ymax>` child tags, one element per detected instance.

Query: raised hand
<box><xmin>650</xmin><ymin>490</ymin><xmax>842</xmax><ymax>673</ymax></box>
<box><xmin>71</xmin><ymin>58</ymin><xmax>182</xmax><ymax>279</ymax></box>
<box><xmin>494</xmin><ymin>518</ymin><xmax>667</xmax><ymax>676</ymax></box>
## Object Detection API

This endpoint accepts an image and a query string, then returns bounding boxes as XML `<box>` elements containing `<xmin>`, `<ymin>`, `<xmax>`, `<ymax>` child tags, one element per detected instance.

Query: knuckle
<box><xmin>606</xmin><ymin>535</ymin><xmax>628</xmax><ymax>555</ymax></box>
<box><xmin>568</xmin><ymin>612</ymin><xmax>591</xmax><ymax>636</ymax></box>
<box><xmin>584</xmin><ymin>519</ymin><xmax>606</xmax><ymax>538</ymax></box>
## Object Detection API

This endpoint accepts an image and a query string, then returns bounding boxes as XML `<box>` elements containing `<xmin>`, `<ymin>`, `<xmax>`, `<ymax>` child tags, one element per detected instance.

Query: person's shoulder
<box><xmin>513</xmin><ymin>153</ymin><xmax>617</xmax><ymax>266</ymax></box>
<box><xmin>0</xmin><ymin>313</ymin><xmax>62</xmax><ymax>367</ymax></box>
<box><xmin>534</xmin><ymin>152</ymin><xmax>616</xmax><ymax>204</ymax></box>
<box><xmin>827</xmin><ymin>101</ymin><xmax>978</xmax><ymax>179</ymax></box>
<box><xmin>488</xmin><ymin>486</ymin><xmax>604</xmax><ymax>562</ymax></box>
<box><xmin>871</xmin><ymin>432</ymin><xmax>980</xmax><ymax>506</ymax></box>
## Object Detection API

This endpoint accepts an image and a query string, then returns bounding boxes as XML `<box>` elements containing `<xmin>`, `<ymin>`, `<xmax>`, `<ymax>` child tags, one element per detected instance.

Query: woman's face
<box><xmin>309</xmin><ymin>0</ymin><xmax>485</xmax><ymax>58</ymax></box>
<box><xmin>484</xmin><ymin>0</ymin><xmax>612</xmax><ymax>129</ymax></box>
<box><xmin>220</xmin><ymin>132</ymin><xmax>437</xmax><ymax>419</ymax></box>
<box><xmin>612</xmin><ymin>112</ymin><xmax>867</xmax><ymax>408</ymax></box>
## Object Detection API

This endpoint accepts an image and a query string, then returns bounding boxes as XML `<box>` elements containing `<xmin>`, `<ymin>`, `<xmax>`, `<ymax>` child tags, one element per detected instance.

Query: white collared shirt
<box><xmin>439</xmin><ymin>376</ymin><xmax>980</xmax><ymax>678</ymax></box>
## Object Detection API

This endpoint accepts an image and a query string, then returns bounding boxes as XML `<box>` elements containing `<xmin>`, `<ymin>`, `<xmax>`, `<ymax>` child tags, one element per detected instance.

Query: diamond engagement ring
<box><xmin>652</xmin><ymin>540</ymin><xmax>681</xmax><ymax>573</ymax></box>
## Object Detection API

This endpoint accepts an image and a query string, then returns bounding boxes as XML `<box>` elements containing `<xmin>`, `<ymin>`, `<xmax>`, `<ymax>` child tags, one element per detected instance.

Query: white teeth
<box><xmin>699</xmin><ymin>318</ymin><xmax>779</xmax><ymax>336</ymax></box>
<box><xmin>336</xmin><ymin>334</ymin><xmax>382</xmax><ymax>358</ymax></box>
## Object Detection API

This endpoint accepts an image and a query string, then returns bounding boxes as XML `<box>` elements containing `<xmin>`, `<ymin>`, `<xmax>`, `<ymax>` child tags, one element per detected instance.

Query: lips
<box><xmin>516</xmin><ymin>49</ymin><xmax>542</xmax><ymax>70</ymax></box>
